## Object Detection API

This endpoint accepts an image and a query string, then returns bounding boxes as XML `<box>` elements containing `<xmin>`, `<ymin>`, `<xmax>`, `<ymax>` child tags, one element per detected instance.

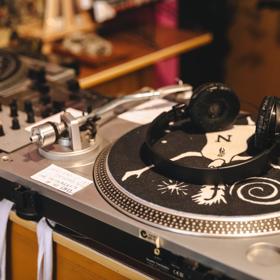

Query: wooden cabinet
<box><xmin>7</xmin><ymin>213</ymin><xmax>148</xmax><ymax>280</ymax></box>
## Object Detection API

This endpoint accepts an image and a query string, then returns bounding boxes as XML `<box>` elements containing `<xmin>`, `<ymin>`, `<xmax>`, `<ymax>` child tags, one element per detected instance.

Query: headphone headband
<box><xmin>144</xmin><ymin>83</ymin><xmax>280</xmax><ymax>185</ymax></box>
<box><xmin>145</xmin><ymin>105</ymin><xmax>277</xmax><ymax>185</ymax></box>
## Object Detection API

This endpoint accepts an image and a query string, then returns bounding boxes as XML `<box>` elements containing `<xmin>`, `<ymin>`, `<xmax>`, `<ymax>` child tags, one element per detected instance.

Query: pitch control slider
<box><xmin>30</xmin><ymin>83</ymin><xmax>192</xmax><ymax>150</ymax></box>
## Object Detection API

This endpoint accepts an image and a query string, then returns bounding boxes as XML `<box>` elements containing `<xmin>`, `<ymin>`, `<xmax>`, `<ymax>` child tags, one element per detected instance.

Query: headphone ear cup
<box><xmin>255</xmin><ymin>96</ymin><xmax>279</xmax><ymax>150</ymax></box>
<box><xmin>188</xmin><ymin>82</ymin><xmax>240</xmax><ymax>132</ymax></box>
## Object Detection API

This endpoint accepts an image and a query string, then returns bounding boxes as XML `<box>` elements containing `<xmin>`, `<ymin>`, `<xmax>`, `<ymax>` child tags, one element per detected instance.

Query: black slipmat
<box><xmin>94</xmin><ymin>117</ymin><xmax>280</xmax><ymax>236</ymax></box>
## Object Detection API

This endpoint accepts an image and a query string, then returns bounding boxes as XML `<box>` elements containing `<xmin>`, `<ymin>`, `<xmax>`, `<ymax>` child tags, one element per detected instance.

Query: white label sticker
<box><xmin>118</xmin><ymin>99</ymin><xmax>175</xmax><ymax>125</ymax></box>
<box><xmin>31</xmin><ymin>164</ymin><xmax>92</xmax><ymax>195</ymax></box>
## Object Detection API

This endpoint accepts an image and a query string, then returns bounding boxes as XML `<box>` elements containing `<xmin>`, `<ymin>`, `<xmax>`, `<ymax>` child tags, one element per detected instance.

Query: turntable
<box><xmin>0</xmin><ymin>49</ymin><xmax>75</xmax><ymax>98</ymax></box>
<box><xmin>0</xmin><ymin>81</ymin><xmax>279</xmax><ymax>280</ymax></box>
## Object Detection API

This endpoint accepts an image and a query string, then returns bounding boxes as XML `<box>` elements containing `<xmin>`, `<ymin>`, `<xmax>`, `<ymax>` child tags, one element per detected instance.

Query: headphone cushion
<box><xmin>255</xmin><ymin>96</ymin><xmax>276</xmax><ymax>149</ymax></box>
<box><xmin>189</xmin><ymin>83</ymin><xmax>240</xmax><ymax>132</ymax></box>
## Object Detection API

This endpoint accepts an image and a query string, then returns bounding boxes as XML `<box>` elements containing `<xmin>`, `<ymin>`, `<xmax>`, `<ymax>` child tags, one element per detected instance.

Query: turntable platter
<box><xmin>0</xmin><ymin>50</ymin><xmax>21</xmax><ymax>81</ymax></box>
<box><xmin>0</xmin><ymin>50</ymin><xmax>26</xmax><ymax>90</ymax></box>
<box><xmin>94</xmin><ymin>117</ymin><xmax>280</xmax><ymax>237</ymax></box>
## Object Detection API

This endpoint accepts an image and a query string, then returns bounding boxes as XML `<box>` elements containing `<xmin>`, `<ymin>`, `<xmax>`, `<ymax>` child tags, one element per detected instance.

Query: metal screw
<box><xmin>1</xmin><ymin>156</ymin><xmax>10</xmax><ymax>162</ymax></box>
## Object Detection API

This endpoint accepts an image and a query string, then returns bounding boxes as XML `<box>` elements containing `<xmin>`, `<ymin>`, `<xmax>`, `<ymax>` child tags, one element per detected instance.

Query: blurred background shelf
<box><xmin>52</xmin><ymin>26</ymin><xmax>212</xmax><ymax>95</ymax></box>
<box><xmin>74</xmin><ymin>27</ymin><xmax>212</xmax><ymax>89</ymax></box>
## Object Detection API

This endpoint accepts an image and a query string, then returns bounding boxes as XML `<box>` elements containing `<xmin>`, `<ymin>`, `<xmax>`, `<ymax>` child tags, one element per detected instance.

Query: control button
<box><xmin>26</xmin><ymin>111</ymin><xmax>35</xmax><ymax>123</ymax></box>
<box><xmin>27</xmin><ymin>68</ymin><xmax>37</xmax><ymax>80</ymax></box>
<box><xmin>0</xmin><ymin>124</ymin><xmax>5</xmax><ymax>136</ymax></box>
<box><xmin>10</xmin><ymin>99</ymin><xmax>17</xmax><ymax>108</ymax></box>
<box><xmin>14</xmin><ymin>185</ymin><xmax>39</xmax><ymax>220</ymax></box>
<box><xmin>10</xmin><ymin>106</ymin><xmax>18</xmax><ymax>117</ymax></box>
<box><xmin>29</xmin><ymin>67</ymin><xmax>46</xmax><ymax>83</ymax></box>
<box><xmin>24</xmin><ymin>100</ymin><xmax>33</xmax><ymax>113</ymax></box>
<box><xmin>11</xmin><ymin>117</ymin><xmax>20</xmax><ymax>130</ymax></box>
<box><xmin>154</xmin><ymin>248</ymin><xmax>160</xmax><ymax>256</ymax></box>
<box><xmin>67</xmin><ymin>79</ymin><xmax>80</xmax><ymax>100</ymax></box>
<box><xmin>38</xmin><ymin>84</ymin><xmax>51</xmax><ymax>105</ymax></box>
<box><xmin>10</xmin><ymin>99</ymin><xmax>18</xmax><ymax>117</ymax></box>
<box><xmin>52</xmin><ymin>101</ymin><xmax>65</xmax><ymax>113</ymax></box>
<box><xmin>247</xmin><ymin>242</ymin><xmax>280</xmax><ymax>266</ymax></box>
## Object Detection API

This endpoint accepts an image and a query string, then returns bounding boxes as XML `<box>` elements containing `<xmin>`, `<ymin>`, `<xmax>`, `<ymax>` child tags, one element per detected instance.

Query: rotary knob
<box><xmin>24</xmin><ymin>100</ymin><xmax>33</xmax><ymax>113</ymax></box>
<box><xmin>0</xmin><ymin>124</ymin><xmax>5</xmax><ymax>136</ymax></box>
<box><xmin>52</xmin><ymin>101</ymin><xmax>65</xmax><ymax>113</ymax></box>
<box><xmin>11</xmin><ymin>117</ymin><xmax>20</xmax><ymax>130</ymax></box>
<box><xmin>67</xmin><ymin>79</ymin><xmax>80</xmax><ymax>100</ymax></box>
<box><xmin>10</xmin><ymin>99</ymin><xmax>18</xmax><ymax>117</ymax></box>
<box><xmin>26</xmin><ymin>111</ymin><xmax>35</xmax><ymax>123</ymax></box>
<box><xmin>28</xmin><ymin>67</ymin><xmax>46</xmax><ymax>83</ymax></box>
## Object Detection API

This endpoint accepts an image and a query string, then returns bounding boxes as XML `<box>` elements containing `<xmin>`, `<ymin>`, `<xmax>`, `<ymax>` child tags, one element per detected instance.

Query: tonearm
<box><xmin>30</xmin><ymin>83</ymin><xmax>192</xmax><ymax>152</ymax></box>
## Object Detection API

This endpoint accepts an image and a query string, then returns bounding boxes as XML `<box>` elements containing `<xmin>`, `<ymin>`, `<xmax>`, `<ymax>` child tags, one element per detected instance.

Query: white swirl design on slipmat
<box><xmin>229</xmin><ymin>177</ymin><xmax>280</xmax><ymax>205</ymax></box>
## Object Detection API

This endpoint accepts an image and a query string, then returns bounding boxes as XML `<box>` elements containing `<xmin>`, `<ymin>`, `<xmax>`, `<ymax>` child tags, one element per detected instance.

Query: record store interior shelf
<box><xmin>63</xmin><ymin>27</ymin><xmax>213</xmax><ymax>89</ymax></box>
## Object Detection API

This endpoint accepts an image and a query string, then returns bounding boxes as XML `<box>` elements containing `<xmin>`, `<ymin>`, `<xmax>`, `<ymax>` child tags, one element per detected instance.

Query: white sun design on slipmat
<box><xmin>157</xmin><ymin>180</ymin><xmax>188</xmax><ymax>195</ymax></box>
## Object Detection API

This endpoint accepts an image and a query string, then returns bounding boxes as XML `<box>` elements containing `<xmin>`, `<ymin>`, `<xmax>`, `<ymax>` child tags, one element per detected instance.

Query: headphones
<box><xmin>145</xmin><ymin>83</ymin><xmax>280</xmax><ymax>185</ymax></box>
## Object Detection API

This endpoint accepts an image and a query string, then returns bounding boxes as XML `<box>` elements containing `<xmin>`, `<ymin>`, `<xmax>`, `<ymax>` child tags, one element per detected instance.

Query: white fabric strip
<box><xmin>37</xmin><ymin>218</ymin><xmax>53</xmax><ymax>280</ymax></box>
<box><xmin>0</xmin><ymin>199</ymin><xmax>14</xmax><ymax>280</ymax></box>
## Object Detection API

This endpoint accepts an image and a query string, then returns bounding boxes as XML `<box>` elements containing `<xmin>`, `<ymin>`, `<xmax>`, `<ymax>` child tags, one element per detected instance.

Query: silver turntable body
<box><xmin>0</xmin><ymin>83</ymin><xmax>279</xmax><ymax>280</ymax></box>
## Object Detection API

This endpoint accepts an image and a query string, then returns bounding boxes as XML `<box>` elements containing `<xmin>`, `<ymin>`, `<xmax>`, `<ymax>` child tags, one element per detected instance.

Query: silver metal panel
<box><xmin>0</xmin><ymin>105</ymin><xmax>40</xmax><ymax>152</ymax></box>
<box><xmin>0</xmin><ymin>117</ymin><xmax>279</xmax><ymax>280</ymax></box>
